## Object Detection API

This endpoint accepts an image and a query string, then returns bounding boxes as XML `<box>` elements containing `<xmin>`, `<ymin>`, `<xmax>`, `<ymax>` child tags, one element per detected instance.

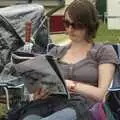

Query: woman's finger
<box><xmin>33</xmin><ymin>88</ymin><xmax>50</xmax><ymax>100</ymax></box>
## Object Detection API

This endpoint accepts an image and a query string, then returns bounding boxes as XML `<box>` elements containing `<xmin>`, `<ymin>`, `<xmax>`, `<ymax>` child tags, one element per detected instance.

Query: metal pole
<box><xmin>3</xmin><ymin>87</ymin><xmax>10</xmax><ymax>110</ymax></box>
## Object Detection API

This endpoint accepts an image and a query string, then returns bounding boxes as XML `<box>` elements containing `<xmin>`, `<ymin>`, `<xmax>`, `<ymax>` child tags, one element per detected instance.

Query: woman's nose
<box><xmin>66</xmin><ymin>25</ymin><xmax>74</xmax><ymax>32</ymax></box>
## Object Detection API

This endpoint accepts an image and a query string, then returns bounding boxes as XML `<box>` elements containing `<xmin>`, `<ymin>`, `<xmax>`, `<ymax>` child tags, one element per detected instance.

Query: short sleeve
<box><xmin>97</xmin><ymin>45</ymin><xmax>118</xmax><ymax>65</ymax></box>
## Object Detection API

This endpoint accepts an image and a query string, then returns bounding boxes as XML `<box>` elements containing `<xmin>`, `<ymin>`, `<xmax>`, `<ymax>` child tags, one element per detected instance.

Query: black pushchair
<box><xmin>0</xmin><ymin>3</ymin><xmax>50</xmax><ymax>113</ymax></box>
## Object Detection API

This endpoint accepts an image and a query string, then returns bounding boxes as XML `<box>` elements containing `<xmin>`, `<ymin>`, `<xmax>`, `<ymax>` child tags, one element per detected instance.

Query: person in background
<box><xmin>22</xmin><ymin>0</ymin><xmax>118</xmax><ymax>120</ymax></box>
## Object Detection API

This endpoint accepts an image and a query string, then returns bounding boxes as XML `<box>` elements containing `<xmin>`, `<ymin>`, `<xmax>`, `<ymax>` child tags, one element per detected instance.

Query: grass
<box><xmin>0</xmin><ymin>104</ymin><xmax>7</xmax><ymax>119</ymax></box>
<box><xmin>96</xmin><ymin>23</ymin><xmax>120</xmax><ymax>44</ymax></box>
<box><xmin>50</xmin><ymin>22</ymin><xmax>120</xmax><ymax>44</ymax></box>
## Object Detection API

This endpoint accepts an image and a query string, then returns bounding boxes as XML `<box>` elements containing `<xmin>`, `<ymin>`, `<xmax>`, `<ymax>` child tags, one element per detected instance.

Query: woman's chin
<box><xmin>69</xmin><ymin>36</ymin><xmax>79</xmax><ymax>42</ymax></box>
<box><xmin>69</xmin><ymin>35</ymin><xmax>76</xmax><ymax>40</ymax></box>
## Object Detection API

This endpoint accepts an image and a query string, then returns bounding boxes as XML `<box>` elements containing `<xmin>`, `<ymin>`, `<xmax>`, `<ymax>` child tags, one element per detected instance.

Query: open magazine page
<box><xmin>15</xmin><ymin>54</ymin><xmax>70</xmax><ymax>99</ymax></box>
<box><xmin>45</xmin><ymin>55</ymin><xmax>70</xmax><ymax>98</ymax></box>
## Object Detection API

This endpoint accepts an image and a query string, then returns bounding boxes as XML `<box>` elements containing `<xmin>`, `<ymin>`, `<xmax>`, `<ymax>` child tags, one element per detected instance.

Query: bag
<box><xmin>89</xmin><ymin>102</ymin><xmax>107</xmax><ymax>120</ymax></box>
<box><xmin>89</xmin><ymin>102</ymin><xmax>106</xmax><ymax>120</ymax></box>
<box><xmin>89</xmin><ymin>102</ymin><xmax>116</xmax><ymax>120</ymax></box>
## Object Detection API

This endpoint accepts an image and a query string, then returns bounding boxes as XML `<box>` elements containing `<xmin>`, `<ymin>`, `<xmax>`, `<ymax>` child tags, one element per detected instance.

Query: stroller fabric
<box><xmin>0</xmin><ymin>4</ymin><xmax>51</xmax><ymax>116</ymax></box>
<box><xmin>0</xmin><ymin>4</ymin><xmax>50</xmax><ymax>73</ymax></box>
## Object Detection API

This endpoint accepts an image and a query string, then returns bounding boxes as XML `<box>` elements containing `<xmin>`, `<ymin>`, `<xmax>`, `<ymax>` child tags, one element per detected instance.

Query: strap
<box><xmin>90</xmin><ymin>43</ymin><xmax>104</xmax><ymax>62</ymax></box>
<box><xmin>116</xmin><ymin>44</ymin><xmax>120</xmax><ymax>63</ymax></box>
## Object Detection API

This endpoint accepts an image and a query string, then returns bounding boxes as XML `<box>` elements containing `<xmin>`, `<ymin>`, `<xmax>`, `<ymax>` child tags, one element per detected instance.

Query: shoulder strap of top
<box><xmin>90</xmin><ymin>43</ymin><xmax>104</xmax><ymax>62</ymax></box>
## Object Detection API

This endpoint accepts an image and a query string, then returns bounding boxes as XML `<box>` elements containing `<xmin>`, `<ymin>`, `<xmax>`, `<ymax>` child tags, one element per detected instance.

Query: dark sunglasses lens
<box><xmin>72</xmin><ymin>23</ymin><xmax>85</xmax><ymax>29</ymax></box>
<box><xmin>63</xmin><ymin>20</ymin><xmax>70</xmax><ymax>28</ymax></box>
<box><xmin>63</xmin><ymin>20</ymin><xmax>84</xmax><ymax>29</ymax></box>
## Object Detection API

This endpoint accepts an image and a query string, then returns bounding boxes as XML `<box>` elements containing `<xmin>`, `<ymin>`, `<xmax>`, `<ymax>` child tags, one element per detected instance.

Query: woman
<box><xmin>47</xmin><ymin>0</ymin><xmax>118</xmax><ymax>119</ymax></box>
<box><xmin>21</xmin><ymin>0</ymin><xmax>117</xmax><ymax>120</ymax></box>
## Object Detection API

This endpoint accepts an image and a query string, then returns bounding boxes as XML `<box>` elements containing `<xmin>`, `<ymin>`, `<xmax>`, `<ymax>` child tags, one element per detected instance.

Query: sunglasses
<box><xmin>63</xmin><ymin>19</ymin><xmax>85</xmax><ymax>29</ymax></box>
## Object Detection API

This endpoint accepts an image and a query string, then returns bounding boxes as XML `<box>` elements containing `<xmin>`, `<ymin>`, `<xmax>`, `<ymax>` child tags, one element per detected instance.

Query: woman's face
<box><xmin>64</xmin><ymin>12</ymin><xmax>87</xmax><ymax>42</ymax></box>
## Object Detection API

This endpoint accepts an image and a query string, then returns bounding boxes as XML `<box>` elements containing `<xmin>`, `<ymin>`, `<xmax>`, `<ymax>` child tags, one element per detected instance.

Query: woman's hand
<box><xmin>33</xmin><ymin>88</ymin><xmax>50</xmax><ymax>100</ymax></box>
<box><xmin>65</xmin><ymin>80</ymin><xmax>76</xmax><ymax>91</ymax></box>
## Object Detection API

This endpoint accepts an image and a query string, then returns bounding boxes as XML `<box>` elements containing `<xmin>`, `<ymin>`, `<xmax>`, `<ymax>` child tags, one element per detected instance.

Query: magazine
<box><xmin>15</xmin><ymin>54</ymin><xmax>70</xmax><ymax>99</ymax></box>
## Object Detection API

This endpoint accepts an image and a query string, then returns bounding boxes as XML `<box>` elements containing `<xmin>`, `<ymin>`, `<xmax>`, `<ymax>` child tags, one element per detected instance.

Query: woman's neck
<box><xmin>61</xmin><ymin>40</ymin><xmax>94</xmax><ymax>64</ymax></box>
<box><xmin>69</xmin><ymin>40</ymin><xmax>93</xmax><ymax>52</ymax></box>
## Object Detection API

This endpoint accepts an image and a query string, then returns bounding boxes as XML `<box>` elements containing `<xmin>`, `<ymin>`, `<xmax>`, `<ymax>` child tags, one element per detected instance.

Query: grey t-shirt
<box><xmin>48</xmin><ymin>43</ymin><xmax>118</xmax><ymax>86</ymax></box>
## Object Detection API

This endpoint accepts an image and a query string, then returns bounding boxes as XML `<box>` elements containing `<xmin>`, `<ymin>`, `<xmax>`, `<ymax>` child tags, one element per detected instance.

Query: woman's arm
<box><xmin>66</xmin><ymin>63</ymin><xmax>115</xmax><ymax>102</ymax></box>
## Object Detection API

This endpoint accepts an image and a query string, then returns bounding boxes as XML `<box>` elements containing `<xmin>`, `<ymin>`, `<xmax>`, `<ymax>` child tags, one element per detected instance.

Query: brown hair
<box><xmin>64</xmin><ymin>0</ymin><xmax>99</xmax><ymax>40</ymax></box>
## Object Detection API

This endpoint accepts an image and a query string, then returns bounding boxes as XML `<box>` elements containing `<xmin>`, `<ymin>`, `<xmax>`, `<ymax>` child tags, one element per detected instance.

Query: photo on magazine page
<box><xmin>15</xmin><ymin>54</ymin><xmax>70</xmax><ymax>99</ymax></box>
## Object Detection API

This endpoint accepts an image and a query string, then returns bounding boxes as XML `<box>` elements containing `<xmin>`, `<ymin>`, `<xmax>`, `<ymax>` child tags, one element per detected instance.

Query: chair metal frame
<box><xmin>0</xmin><ymin>83</ymin><xmax>24</xmax><ymax>110</ymax></box>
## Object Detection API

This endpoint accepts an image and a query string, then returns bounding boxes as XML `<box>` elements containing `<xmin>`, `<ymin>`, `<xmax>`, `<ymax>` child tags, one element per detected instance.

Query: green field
<box><xmin>96</xmin><ymin>23</ymin><xmax>120</xmax><ymax>44</ymax></box>
<box><xmin>51</xmin><ymin>22</ymin><xmax>120</xmax><ymax>44</ymax></box>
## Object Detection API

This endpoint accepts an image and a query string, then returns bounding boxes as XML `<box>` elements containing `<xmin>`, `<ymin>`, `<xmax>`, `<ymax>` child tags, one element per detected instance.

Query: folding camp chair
<box><xmin>105</xmin><ymin>44</ymin><xmax>120</xmax><ymax>119</ymax></box>
<box><xmin>0</xmin><ymin>79</ymin><xmax>24</xmax><ymax>110</ymax></box>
